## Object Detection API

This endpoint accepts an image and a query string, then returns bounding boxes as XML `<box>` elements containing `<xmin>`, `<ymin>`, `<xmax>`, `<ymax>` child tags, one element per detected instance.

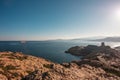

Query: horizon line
<box><xmin>0</xmin><ymin>36</ymin><xmax>119</xmax><ymax>41</ymax></box>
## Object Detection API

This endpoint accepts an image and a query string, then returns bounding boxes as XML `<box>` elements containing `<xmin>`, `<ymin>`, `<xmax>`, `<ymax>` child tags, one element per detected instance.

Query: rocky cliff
<box><xmin>65</xmin><ymin>43</ymin><xmax>120</xmax><ymax>79</ymax></box>
<box><xmin>0</xmin><ymin>50</ymin><xmax>120</xmax><ymax>80</ymax></box>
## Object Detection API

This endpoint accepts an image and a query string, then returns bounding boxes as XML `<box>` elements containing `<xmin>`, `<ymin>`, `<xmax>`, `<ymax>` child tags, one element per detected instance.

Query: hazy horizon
<box><xmin>0</xmin><ymin>0</ymin><xmax>120</xmax><ymax>40</ymax></box>
<box><xmin>0</xmin><ymin>36</ymin><xmax>120</xmax><ymax>41</ymax></box>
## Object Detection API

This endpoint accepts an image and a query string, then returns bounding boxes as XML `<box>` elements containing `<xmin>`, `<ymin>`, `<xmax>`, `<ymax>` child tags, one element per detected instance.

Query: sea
<box><xmin>0</xmin><ymin>40</ymin><xmax>120</xmax><ymax>63</ymax></box>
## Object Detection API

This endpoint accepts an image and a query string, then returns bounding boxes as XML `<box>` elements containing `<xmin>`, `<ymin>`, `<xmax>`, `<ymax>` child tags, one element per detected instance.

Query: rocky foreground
<box><xmin>0</xmin><ymin>43</ymin><xmax>120</xmax><ymax>80</ymax></box>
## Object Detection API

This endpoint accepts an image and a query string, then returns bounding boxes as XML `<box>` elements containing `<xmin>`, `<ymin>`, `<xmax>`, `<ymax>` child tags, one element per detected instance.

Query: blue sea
<box><xmin>0</xmin><ymin>40</ymin><xmax>119</xmax><ymax>63</ymax></box>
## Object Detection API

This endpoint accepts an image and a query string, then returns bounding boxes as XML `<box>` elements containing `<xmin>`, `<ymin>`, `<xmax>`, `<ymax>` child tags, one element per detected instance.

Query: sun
<box><xmin>108</xmin><ymin>7</ymin><xmax>120</xmax><ymax>26</ymax></box>
<box><xmin>115</xmin><ymin>9</ymin><xmax>120</xmax><ymax>17</ymax></box>
<box><xmin>114</xmin><ymin>8</ymin><xmax>120</xmax><ymax>20</ymax></box>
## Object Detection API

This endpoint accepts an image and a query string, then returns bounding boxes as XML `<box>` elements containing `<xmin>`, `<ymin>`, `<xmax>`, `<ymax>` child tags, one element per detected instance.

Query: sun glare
<box><xmin>116</xmin><ymin>9</ymin><xmax>120</xmax><ymax>16</ymax></box>
<box><xmin>114</xmin><ymin>8</ymin><xmax>120</xmax><ymax>20</ymax></box>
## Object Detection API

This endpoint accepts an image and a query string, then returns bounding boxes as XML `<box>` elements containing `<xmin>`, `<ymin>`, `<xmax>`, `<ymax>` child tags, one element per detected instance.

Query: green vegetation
<box><xmin>104</xmin><ymin>68</ymin><xmax>120</xmax><ymax>77</ymax></box>
<box><xmin>43</xmin><ymin>64</ymin><xmax>54</xmax><ymax>69</ymax></box>
<box><xmin>8</xmin><ymin>56</ymin><xmax>16</xmax><ymax>59</ymax></box>
<box><xmin>0</xmin><ymin>53</ymin><xmax>14</xmax><ymax>57</ymax></box>
<box><xmin>42</xmin><ymin>72</ymin><xmax>50</xmax><ymax>79</ymax></box>
<box><xmin>0</xmin><ymin>52</ymin><xmax>28</xmax><ymax>61</ymax></box>
<box><xmin>15</xmin><ymin>56</ymin><xmax>28</xmax><ymax>61</ymax></box>
<box><xmin>0</xmin><ymin>64</ymin><xmax>17</xmax><ymax>72</ymax></box>
<box><xmin>0</xmin><ymin>64</ymin><xmax>18</xmax><ymax>78</ymax></box>
<box><xmin>11</xmin><ymin>72</ymin><xmax>19</xmax><ymax>77</ymax></box>
<box><xmin>26</xmin><ymin>70</ymin><xmax>33</xmax><ymax>74</ymax></box>
<box><xmin>3</xmin><ymin>65</ymin><xmax>16</xmax><ymax>71</ymax></box>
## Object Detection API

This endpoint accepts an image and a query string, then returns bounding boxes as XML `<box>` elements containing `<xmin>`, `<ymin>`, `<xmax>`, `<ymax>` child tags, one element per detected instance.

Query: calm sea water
<box><xmin>0</xmin><ymin>41</ymin><xmax>119</xmax><ymax>63</ymax></box>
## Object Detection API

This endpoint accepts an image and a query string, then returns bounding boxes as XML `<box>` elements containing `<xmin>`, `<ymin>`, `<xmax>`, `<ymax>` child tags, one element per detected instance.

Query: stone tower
<box><xmin>101</xmin><ymin>42</ymin><xmax>105</xmax><ymax>47</ymax></box>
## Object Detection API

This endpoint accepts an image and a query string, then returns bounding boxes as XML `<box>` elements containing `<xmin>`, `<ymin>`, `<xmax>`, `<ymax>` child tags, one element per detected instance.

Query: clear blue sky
<box><xmin>0</xmin><ymin>0</ymin><xmax>120</xmax><ymax>40</ymax></box>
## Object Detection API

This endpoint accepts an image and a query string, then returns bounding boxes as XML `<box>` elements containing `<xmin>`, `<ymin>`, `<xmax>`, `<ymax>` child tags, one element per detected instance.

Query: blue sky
<box><xmin>0</xmin><ymin>0</ymin><xmax>120</xmax><ymax>40</ymax></box>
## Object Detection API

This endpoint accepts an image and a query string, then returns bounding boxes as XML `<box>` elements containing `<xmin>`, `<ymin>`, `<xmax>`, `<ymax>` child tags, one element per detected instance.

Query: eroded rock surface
<box><xmin>0</xmin><ymin>48</ymin><xmax>120</xmax><ymax>80</ymax></box>
<box><xmin>65</xmin><ymin>42</ymin><xmax>120</xmax><ymax>79</ymax></box>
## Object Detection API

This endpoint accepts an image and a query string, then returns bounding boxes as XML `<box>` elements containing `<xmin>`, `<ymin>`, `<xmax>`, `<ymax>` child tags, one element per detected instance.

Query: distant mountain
<box><xmin>45</xmin><ymin>36</ymin><xmax>105</xmax><ymax>42</ymax></box>
<box><xmin>71</xmin><ymin>36</ymin><xmax>105</xmax><ymax>41</ymax></box>
<box><xmin>43</xmin><ymin>36</ymin><xmax>120</xmax><ymax>42</ymax></box>
<box><xmin>92</xmin><ymin>37</ymin><xmax>120</xmax><ymax>42</ymax></box>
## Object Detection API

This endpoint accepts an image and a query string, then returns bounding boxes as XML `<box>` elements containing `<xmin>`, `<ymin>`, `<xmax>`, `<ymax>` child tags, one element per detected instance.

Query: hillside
<box><xmin>0</xmin><ymin>51</ymin><xmax>120</xmax><ymax>80</ymax></box>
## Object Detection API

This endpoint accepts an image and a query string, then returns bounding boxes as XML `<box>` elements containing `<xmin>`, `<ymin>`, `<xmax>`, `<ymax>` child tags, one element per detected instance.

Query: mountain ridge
<box><xmin>91</xmin><ymin>37</ymin><xmax>120</xmax><ymax>42</ymax></box>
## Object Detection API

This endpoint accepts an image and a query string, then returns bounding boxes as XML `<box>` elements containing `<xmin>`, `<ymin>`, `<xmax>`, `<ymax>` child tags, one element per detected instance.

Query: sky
<box><xmin>0</xmin><ymin>0</ymin><xmax>120</xmax><ymax>40</ymax></box>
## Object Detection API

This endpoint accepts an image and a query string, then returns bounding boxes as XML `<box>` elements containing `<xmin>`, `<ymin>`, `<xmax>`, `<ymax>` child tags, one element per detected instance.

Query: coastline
<box><xmin>0</xmin><ymin>43</ymin><xmax>120</xmax><ymax>80</ymax></box>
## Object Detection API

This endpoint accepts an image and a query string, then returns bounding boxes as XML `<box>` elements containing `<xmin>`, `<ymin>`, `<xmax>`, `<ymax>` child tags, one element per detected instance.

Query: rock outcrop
<box><xmin>65</xmin><ymin>42</ymin><xmax>120</xmax><ymax>79</ymax></box>
<box><xmin>66</xmin><ymin>42</ymin><xmax>120</xmax><ymax>59</ymax></box>
<box><xmin>0</xmin><ymin>52</ymin><xmax>53</xmax><ymax>80</ymax></box>
<box><xmin>0</xmin><ymin>43</ymin><xmax>120</xmax><ymax>80</ymax></box>
<box><xmin>24</xmin><ymin>63</ymin><xmax>120</xmax><ymax>80</ymax></box>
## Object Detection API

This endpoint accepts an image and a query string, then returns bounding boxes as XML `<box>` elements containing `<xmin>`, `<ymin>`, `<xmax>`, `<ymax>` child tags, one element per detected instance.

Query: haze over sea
<box><xmin>0</xmin><ymin>40</ymin><xmax>119</xmax><ymax>63</ymax></box>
